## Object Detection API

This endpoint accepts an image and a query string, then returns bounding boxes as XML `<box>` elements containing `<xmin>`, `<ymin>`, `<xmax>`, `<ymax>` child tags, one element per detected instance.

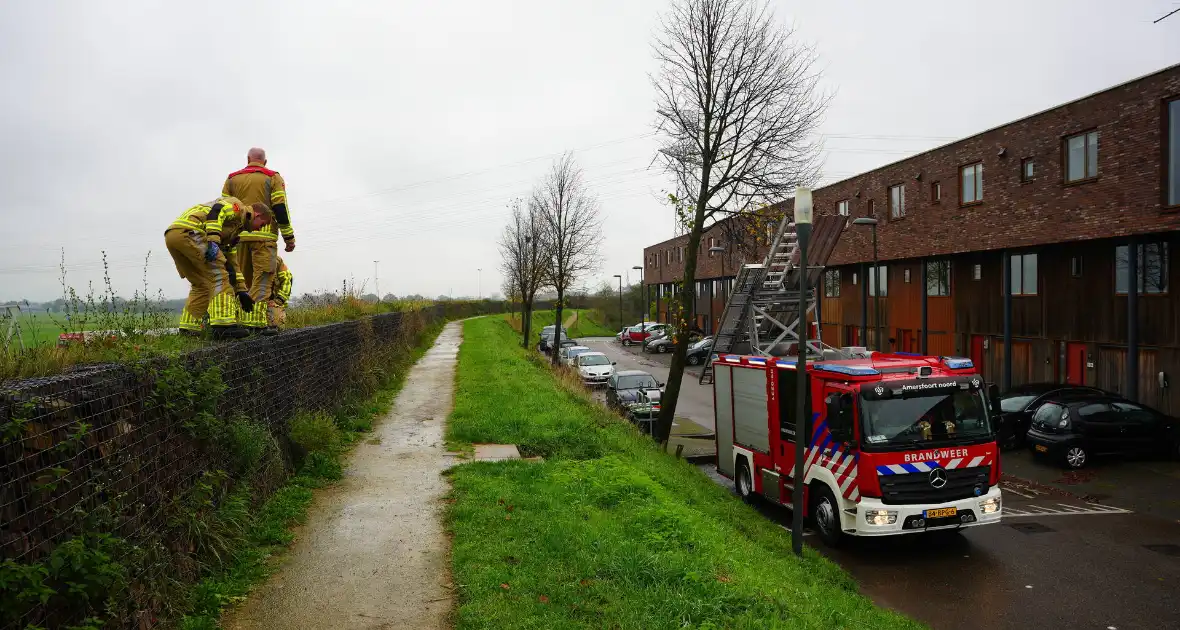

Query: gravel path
<box><xmin>226</xmin><ymin>321</ymin><xmax>462</xmax><ymax>630</ymax></box>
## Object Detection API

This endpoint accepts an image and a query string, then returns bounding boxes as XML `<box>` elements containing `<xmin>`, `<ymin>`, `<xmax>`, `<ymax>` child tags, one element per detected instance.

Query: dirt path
<box><xmin>563</xmin><ymin>310</ymin><xmax>578</xmax><ymax>329</ymax></box>
<box><xmin>225</xmin><ymin>321</ymin><xmax>462</xmax><ymax>630</ymax></box>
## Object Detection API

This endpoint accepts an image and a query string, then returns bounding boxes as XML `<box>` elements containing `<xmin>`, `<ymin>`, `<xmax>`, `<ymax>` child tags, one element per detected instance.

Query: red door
<box><xmin>1065</xmin><ymin>343</ymin><xmax>1087</xmax><ymax>385</ymax></box>
<box><xmin>970</xmin><ymin>336</ymin><xmax>986</xmax><ymax>378</ymax></box>
<box><xmin>900</xmin><ymin>329</ymin><xmax>914</xmax><ymax>353</ymax></box>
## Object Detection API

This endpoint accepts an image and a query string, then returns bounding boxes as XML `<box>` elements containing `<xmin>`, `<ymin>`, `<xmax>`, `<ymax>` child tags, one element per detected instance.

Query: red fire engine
<box><xmin>712</xmin><ymin>351</ymin><xmax>1004</xmax><ymax>546</ymax></box>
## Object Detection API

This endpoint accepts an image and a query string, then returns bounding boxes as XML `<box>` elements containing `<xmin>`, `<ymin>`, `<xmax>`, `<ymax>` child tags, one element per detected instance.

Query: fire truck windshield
<box><xmin>859</xmin><ymin>381</ymin><xmax>993</xmax><ymax>449</ymax></box>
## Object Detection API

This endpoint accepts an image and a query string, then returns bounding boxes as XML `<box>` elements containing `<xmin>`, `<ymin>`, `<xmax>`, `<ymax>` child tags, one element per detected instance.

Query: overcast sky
<box><xmin>1</xmin><ymin>0</ymin><xmax>1177</xmax><ymax>302</ymax></box>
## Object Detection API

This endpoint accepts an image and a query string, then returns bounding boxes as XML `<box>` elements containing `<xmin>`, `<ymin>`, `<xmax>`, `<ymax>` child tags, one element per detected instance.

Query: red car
<box><xmin>621</xmin><ymin>323</ymin><xmax>669</xmax><ymax>346</ymax></box>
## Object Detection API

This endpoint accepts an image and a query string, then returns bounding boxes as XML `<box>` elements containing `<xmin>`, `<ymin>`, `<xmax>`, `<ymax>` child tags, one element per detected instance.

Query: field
<box><xmin>443</xmin><ymin>316</ymin><xmax>921</xmax><ymax>629</ymax></box>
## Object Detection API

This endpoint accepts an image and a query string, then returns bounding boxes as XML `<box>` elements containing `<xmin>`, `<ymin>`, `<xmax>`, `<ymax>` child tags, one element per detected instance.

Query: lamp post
<box><xmin>852</xmin><ymin>217</ymin><xmax>880</xmax><ymax>350</ymax></box>
<box><xmin>374</xmin><ymin>260</ymin><xmax>380</xmax><ymax>304</ymax></box>
<box><xmin>633</xmin><ymin>265</ymin><xmax>644</xmax><ymax>337</ymax></box>
<box><xmin>477</xmin><ymin>267</ymin><xmax>482</xmax><ymax>300</ymax></box>
<box><xmin>613</xmin><ymin>274</ymin><xmax>623</xmax><ymax>333</ymax></box>
<box><xmin>791</xmin><ymin>187</ymin><xmax>813</xmax><ymax>558</ymax></box>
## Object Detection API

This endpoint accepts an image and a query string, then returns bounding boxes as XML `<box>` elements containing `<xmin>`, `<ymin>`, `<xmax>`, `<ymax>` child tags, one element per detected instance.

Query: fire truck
<box><xmin>712</xmin><ymin>351</ymin><xmax>1004</xmax><ymax>546</ymax></box>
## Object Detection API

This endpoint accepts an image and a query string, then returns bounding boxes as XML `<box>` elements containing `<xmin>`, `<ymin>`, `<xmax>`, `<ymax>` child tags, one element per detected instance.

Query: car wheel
<box><xmin>687</xmin><ymin>355</ymin><xmax>701</xmax><ymax>366</ymax></box>
<box><xmin>1063</xmin><ymin>444</ymin><xmax>1088</xmax><ymax>469</ymax></box>
<box><xmin>810</xmin><ymin>483</ymin><xmax>844</xmax><ymax>548</ymax></box>
<box><xmin>735</xmin><ymin>459</ymin><xmax>756</xmax><ymax>504</ymax></box>
<box><xmin>623</xmin><ymin>338</ymin><xmax>632</xmax><ymax>347</ymax></box>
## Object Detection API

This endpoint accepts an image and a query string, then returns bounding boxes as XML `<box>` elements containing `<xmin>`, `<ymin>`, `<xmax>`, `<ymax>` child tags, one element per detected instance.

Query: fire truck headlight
<box><xmin>978</xmin><ymin>496</ymin><xmax>1001</xmax><ymax>515</ymax></box>
<box><xmin>864</xmin><ymin>509</ymin><xmax>897</xmax><ymax>526</ymax></box>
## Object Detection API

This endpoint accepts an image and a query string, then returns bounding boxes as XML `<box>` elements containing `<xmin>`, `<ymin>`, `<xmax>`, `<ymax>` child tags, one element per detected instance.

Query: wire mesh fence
<box><xmin>0</xmin><ymin>302</ymin><xmax>499</xmax><ymax>628</ymax></box>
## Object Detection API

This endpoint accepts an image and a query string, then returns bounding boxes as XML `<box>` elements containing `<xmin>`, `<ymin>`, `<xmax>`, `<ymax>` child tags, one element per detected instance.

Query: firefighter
<box><xmin>222</xmin><ymin>147</ymin><xmax>295</xmax><ymax>335</ymax></box>
<box><xmin>165</xmin><ymin>198</ymin><xmax>270</xmax><ymax>339</ymax></box>
<box><xmin>267</xmin><ymin>257</ymin><xmax>294</xmax><ymax>333</ymax></box>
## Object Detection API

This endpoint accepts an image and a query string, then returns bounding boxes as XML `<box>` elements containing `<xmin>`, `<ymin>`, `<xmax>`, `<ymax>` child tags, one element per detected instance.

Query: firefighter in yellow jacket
<box><xmin>164</xmin><ymin>198</ymin><xmax>271</xmax><ymax>339</ymax></box>
<box><xmin>222</xmin><ymin>147</ymin><xmax>295</xmax><ymax>334</ymax></box>
<box><xmin>268</xmin><ymin>258</ymin><xmax>294</xmax><ymax>331</ymax></box>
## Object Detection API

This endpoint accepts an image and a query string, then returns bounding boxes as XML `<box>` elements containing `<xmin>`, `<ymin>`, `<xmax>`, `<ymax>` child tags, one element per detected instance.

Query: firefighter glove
<box><xmin>204</xmin><ymin>242</ymin><xmax>220</xmax><ymax>262</ymax></box>
<box><xmin>237</xmin><ymin>291</ymin><xmax>255</xmax><ymax>313</ymax></box>
<box><xmin>284</xmin><ymin>237</ymin><xmax>296</xmax><ymax>253</ymax></box>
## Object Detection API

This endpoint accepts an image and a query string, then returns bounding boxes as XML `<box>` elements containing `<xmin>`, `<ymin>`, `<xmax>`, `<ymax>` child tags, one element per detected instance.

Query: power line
<box><xmin>1154</xmin><ymin>7</ymin><xmax>1180</xmax><ymax>22</ymax></box>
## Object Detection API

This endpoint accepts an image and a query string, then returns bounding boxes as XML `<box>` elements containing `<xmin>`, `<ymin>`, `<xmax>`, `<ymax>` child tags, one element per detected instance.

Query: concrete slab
<box><xmin>473</xmin><ymin>443</ymin><xmax>522</xmax><ymax>461</ymax></box>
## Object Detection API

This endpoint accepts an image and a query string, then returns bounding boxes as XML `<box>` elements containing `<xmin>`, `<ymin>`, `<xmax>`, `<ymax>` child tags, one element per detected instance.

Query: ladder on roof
<box><xmin>699</xmin><ymin>212</ymin><xmax>843</xmax><ymax>385</ymax></box>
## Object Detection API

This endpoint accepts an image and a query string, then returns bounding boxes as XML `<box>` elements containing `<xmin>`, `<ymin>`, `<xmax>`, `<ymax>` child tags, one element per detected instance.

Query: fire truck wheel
<box><xmin>736</xmin><ymin>459</ymin><xmax>756</xmax><ymax>504</ymax></box>
<box><xmin>810</xmin><ymin>484</ymin><xmax>843</xmax><ymax>547</ymax></box>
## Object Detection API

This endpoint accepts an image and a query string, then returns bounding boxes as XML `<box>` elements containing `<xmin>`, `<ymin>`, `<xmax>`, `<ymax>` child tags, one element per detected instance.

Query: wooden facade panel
<box><xmin>927</xmin><ymin>297</ymin><xmax>956</xmax><ymax>334</ymax></box>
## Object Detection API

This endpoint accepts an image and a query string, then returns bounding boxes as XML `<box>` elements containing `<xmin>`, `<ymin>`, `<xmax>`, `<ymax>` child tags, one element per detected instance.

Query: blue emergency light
<box><xmin>813</xmin><ymin>363</ymin><xmax>881</xmax><ymax>376</ymax></box>
<box><xmin>941</xmin><ymin>357</ymin><xmax>974</xmax><ymax>369</ymax></box>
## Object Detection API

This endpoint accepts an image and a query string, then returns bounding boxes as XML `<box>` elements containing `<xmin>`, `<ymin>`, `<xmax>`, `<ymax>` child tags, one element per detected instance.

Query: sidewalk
<box><xmin>225</xmin><ymin>321</ymin><xmax>462</xmax><ymax>630</ymax></box>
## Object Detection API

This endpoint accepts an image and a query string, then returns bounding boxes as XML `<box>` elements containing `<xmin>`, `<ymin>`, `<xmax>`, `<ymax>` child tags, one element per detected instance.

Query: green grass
<box><xmin>444</xmin><ymin>317</ymin><xmax>921</xmax><ymax>629</ymax></box>
<box><xmin>178</xmin><ymin>320</ymin><xmax>448</xmax><ymax>629</ymax></box>
<box><xmin>508</xmin><ymin>308</ymin><xmax>616</xmax><ymax>341</ymax></box>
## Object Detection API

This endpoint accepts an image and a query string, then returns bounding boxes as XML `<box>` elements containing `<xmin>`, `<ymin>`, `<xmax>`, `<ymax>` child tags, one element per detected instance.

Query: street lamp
<box><xmin>374</xmin><ymin>260</ymin><xmax>380</xmax><ymax>304</ymax></box>
<box><xmin>791</xmin><ymin>187</ymin><xmax>813</xmax><ymax>558</ymax></box>
<box><xmin>613</xmin><ymin>274</ymin><xmax>623</xmax><ymax>334</ymax></box>
<box><xmin>852</xmin><ymin>217</ymin><xmax>880</xmax><ymax>350</ymax></box>
<box><xmin>477</xmin><ymin>267</ymin><xmax>482</xmax><ymax>300</ymax></box>
<box><xmin>633</xmin><ymin>265</ymin><xmax>644</xmax><ymax>337</ymax></box>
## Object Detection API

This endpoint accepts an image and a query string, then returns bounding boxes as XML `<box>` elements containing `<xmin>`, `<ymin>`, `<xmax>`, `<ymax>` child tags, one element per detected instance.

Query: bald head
<box><xmin>247</xmin><ymin>147</ymin><xmax>267</xmax><ymax>164</ymax></box>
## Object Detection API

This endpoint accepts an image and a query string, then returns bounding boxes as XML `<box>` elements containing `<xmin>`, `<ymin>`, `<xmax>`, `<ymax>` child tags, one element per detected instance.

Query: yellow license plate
<box><xmin>925</xmin><ymin>507</ymin><xmax>957</xmax><ymax>519</ymax></box>
<box><xmin>1035</xmin><ymin>444</ymin><xmax>1049</xmax><ymax>453</ymax></box>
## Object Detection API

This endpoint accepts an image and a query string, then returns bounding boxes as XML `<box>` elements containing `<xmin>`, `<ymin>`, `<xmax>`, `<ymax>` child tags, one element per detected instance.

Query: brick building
<box><xmin>642</xmin><ymin>62</ymin><xmax>1180</xmax><ymax>412</ymax></box>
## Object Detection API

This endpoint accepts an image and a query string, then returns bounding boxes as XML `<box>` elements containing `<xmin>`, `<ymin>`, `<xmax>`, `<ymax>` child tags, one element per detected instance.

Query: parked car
<box><xmin>621</xmin><ymin>323</ymin><xmax>669</xmax><ymax>346</ymax></box>
<box><xmin>1025</xmin><ymin>391</ymin><xmax>1180</xmax><ymax>468</ymax></box>
<box><xmin>644</xmin><ymin>330</ymin><xmax>706</xmax><ymax>353</ymax></box>
<box><xmin>575</xmin><ymin>351</ymin><xmax>615</xmax><ymax>386</ymax></box>
<box><xmin>606</xmin><ymin>370</ymin><xmax>663</xmax><ymax>414</ymax></box>
<box><xmin>996</xmin><ymin>383</ymin><xmax>1109</xmax><ymax>448</ymax></box>
<box><xmin>684</xmin><ymin>336</ymin><xmax>715</xmax><ymax>366</ymax></box>
<box><xmin>617</xmin><ymin>321</ymin><xmax>657</xmax><ymax>341</ymax></box>
<box><xmin>560</xmin><ymin>345</ymin><xmax>592</xmax><ymax>366</ymax></box>
<box><xmin>537</xmin><ymin>326</ymin><xmax>570</xmax><ymax>352</ymax></box>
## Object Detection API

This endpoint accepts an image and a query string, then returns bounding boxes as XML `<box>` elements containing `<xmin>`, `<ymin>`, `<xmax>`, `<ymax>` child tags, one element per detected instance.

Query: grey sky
<box><xmin>1</xmin><ymin>1</ymin><xmax>1177</xmax><ymax>302</ymax></box>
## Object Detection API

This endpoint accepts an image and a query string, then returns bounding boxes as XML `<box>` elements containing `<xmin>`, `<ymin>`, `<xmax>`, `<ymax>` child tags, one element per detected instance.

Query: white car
<box><xmin>575</xmin><ymin>351</ymin><xmax>615</xmax><ymax>386</ymax></box>
<box><xmin>560</xmin><ymin>345</ymin><xmax>592</xmax><ymax>366</ymax></box>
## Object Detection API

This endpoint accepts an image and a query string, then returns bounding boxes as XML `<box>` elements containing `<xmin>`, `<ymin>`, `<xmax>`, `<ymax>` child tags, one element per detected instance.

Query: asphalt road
<box><xmin>581</xmin><ymin>338</ymin><xmax>1180</xmax><ymax>630</ymax></box>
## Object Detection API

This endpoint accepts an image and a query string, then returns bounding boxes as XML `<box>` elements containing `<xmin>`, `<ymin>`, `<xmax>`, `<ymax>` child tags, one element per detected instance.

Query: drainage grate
<box><xmin>1008</xmin><ymin>522</ymin><xmax>1055</xmax><ymax>534</ymax></box>
<box><xmin>1143</xmin><ymin>544</ymin><xmax>1180</xmax><ymax>557</ymax></box>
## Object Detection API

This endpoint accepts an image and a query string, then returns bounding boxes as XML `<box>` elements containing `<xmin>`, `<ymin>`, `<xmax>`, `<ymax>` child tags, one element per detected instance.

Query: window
<box><xmin>1065</xmin><ymin>130</ymin><xmax>1099</xmax><ymax>183</ymax></box>
<box><xmin>889</xmin><ymin>184</ymin><xmax>906</xmax><ymax>219</ymax></box>
<box><xmin>1077</xmin><ymin>403</ymin><xmax>1111</xmax><ymax>421</ymax></box>
<box><xmin>972</xmin><ymin>264</ymin><xmax>982</xmax><ymax>281</ymax></box>
<box><xmin>1021</xmin><ymin>158</ymin><xmax>1035</xmax><ymax>182</ymax></box>
<box><xmin>926</xmin><ymin>260</ymin><xmax>952</xmax><ymax>296</ymax></box>
<box><xmin>867</xmin><ymin>199</ymin><xmax>875</xmax><ymax>216</ymax></box>
<box><xmin>678</xmin><ymin>246</ymin><xmax>683</xmax><ymax>263</ymax></box>
<box><xmin>837</xmin><ymin>200</ymin><xmax>849</xmax><ymax>216</ymax></box>
<box><xmin>1112</xmin><ymin>402</ymin><xmax>1157</xmax><ymax>427</ymax></box>
<box><xmin>707</xmin><ymin>237</ymin><xmax>715</xmax><ymax>256</ymax></box>
<box><xmin>903</xmin><ymin>269</ymin><xmax>911</xmax><ymax>283</ymax></box>
<box><xmin>1115</xmin><ymin>242</ymin><xmax>1169</xmax><ymax>294</ymax></box>
<box><xmin>868</xmin><ymin>265</ymin><xmax>888</xmax><ymax>297</ymax></box>
<box><xmin>824</xmin><ymin>270</ymin><xmax>841</xmax><ymax>297</ymax></box>
<box><xmin>931</xmin><ymin>181</ymin><xmax>941</xmax><ymax>202</ymax></box>
<box><xmin>1009</xmin><ymin>253</ymin><xmax>1038</xmax><ymax>296</ymax></box>
<box><xmin>852</xmin><ymin>272</ymin><xmax>858</xmax><ymax>285</ymax></box>
<box><xmin>1168</xmin><ymin>99</ymin><xmax>1180</xmax><ymax>207</ymax></box>
<box><xmin>961</xmin><ymin>163</ymin><xmax>983</xmax><ymax>204</ymax></box>
<box><xmin>1071</xmin><ymin>256</ymin><xmax>1083</xmax><ymax>278</ymax></box>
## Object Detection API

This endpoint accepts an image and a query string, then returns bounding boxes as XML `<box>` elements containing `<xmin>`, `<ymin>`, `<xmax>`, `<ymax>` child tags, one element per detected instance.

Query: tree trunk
<box><xmin>552</xmin><ymin>294</ymin><xmax>564</xmax><ymax>365</ymax></box>
<box><xmin>653</xmin><ymin>205</ymin><xmax>707</xmax><ymax>443</ymax></box>
<box><xmin>522</xmin><ymin>301</ymin><xmax>533</xmax><ymax>349</ymax></box>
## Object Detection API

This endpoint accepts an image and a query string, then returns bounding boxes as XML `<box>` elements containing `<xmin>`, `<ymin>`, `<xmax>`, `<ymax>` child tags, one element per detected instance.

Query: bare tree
<box><xmin>534</xmin><ymin>153</ymin><xmax>603</xmax><ymax>364</ymax></box>
<box><xmin>498</xmin><ymin>198</ymin><xmax>547</xmax><ymax>348</ymax></box>
<box><xmin>651</xmin><ymin>0</ymin><xmax>828</xmax><ymax>443</ymax></box>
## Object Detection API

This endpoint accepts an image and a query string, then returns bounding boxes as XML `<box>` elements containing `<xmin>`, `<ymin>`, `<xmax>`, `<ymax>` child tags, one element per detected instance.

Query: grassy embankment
<box><xmin>0</xmin><ymin>298</ymin><xmax>438</xmax><ymax>381</ymax></box>
<box><xmin>507</xmin><ymin>308</ymin><xmax>617</xmax><ymax>342</ymax></box>
<box><xmin>444</xmin><ymin>316</ymin><xmax>921</xmax><ymax>629</ymax></box>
